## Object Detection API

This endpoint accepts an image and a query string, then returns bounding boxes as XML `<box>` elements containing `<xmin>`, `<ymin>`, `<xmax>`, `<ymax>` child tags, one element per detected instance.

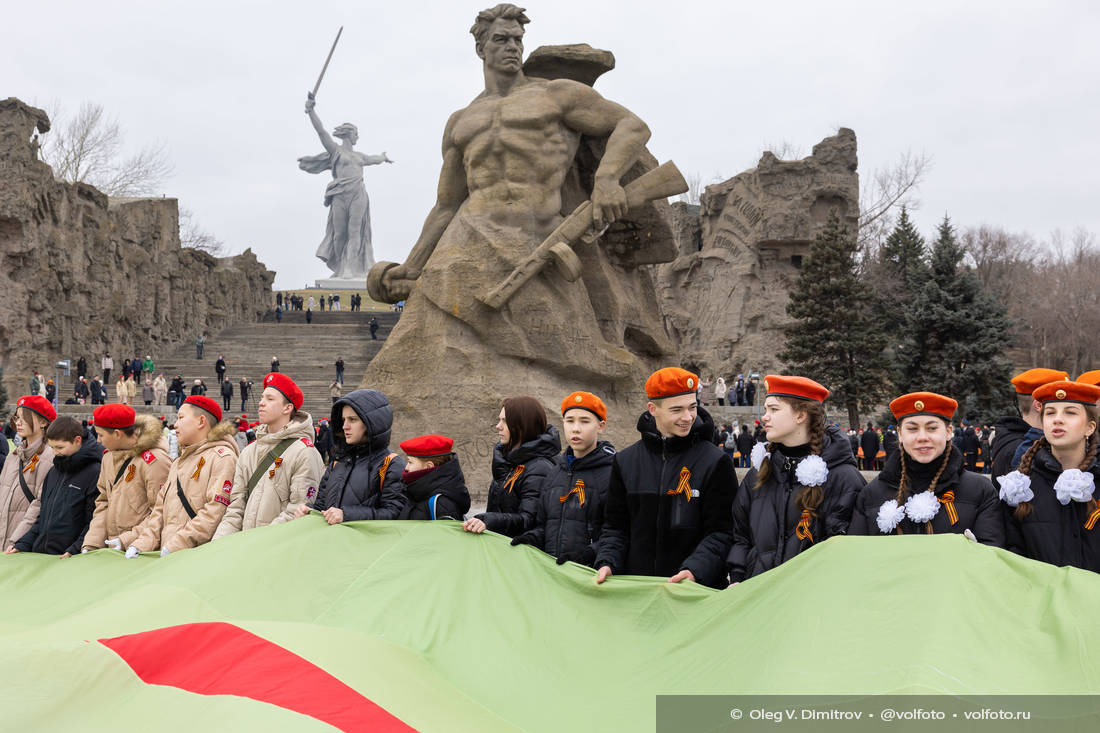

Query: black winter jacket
<box><xmin>401</xmin><ymin>458</ymin><xmax>471</xmax><ymax>521</ymax></box>
<box><xmin>513</xmin><ymin>440</ymin><xmax>616</xmax><ymax>565</ymax></box>
<box><xmin>849</xmin><ymin>445</ymin><xmax>1004</xmax><ymax>546</ymax></box>
<box><xmin>477</xmin><ymin>427</ymin><xmax>560</xmax><ymax>537</ymax></box>
<box><xmin>728</xmin><ymin>425</ymin><xmax>863</xmax><ymax>582</ymax></box>
<box><xmin>595</xmin><ymin>407</ymin><xmax>738</xmax><ymax>588</ymax></box>
<box><xmin>860</xmin><ymin>431</ymin><xmax>879</xmax><ymax>461</ymax></box>
<box><xmin>14</xmin><ymin>438</ymin><xmax>103</xmax><ymax>554</ymax></box>
<box><xmin>314</xmin><ymin>389</ymin><xmax>408</xmax><ymax>520</ymax></box>
<box><xmin>735</xmin><ymin>430</ymin><xmax>755</xmax><ymax>458</ymax></box>
<box><xmin>1003</xmin><ymin>447</ymin><xmax>1100</xmax><ymax>572</ymax></box>
<box><xmin>990</xmin><ymin>415</ymin><xmax>1030</xmax><ymax>489</ymax></box>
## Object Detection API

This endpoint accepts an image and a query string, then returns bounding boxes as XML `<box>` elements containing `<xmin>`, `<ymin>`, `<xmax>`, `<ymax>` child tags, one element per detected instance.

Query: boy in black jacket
<box><xmin>511</xmin><ymin>392</ymin><xmax>615</xmax><ymax>567</ymax></box>
<box><xmin>6</xmin><ymin>417</ymin><xmax>102</xmax><ymax>557</ymax></box>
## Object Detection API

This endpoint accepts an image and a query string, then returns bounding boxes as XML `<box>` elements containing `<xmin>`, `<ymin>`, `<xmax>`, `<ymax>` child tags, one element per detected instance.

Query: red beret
<box><xmin>262</xmin><ymin>372</ymin><xmax>303</xmax><ymax>410</ymax></box>
<box><xmin>1010</xmin><ymin>368</ymin><xmax>1068</xmax><ymax>396</ymax></box>
<box><xmin>561</xmin><ymin>391</ymin><xmax>607</xmax><ymax>421</ymax></box>
<box><xmin>16</xmin><ymin>395</ymin><xmax>56</xmax><ymax>423</ymax></box>
<box><xmin>92</xmin><ymin>403</ymin><xmax>136</xmax><ymax>430</ymax></box>
<box><xmin>400</xmin><ymin>434</ymin><xmax>454</xmax><ymax>458</ymax></box>
<box><xmin>183</xmin><ymin>395</ymin><xmax>222</xmax><ymax>423</ymax></box>
<box><xmin>889</xmin><ymin>392</ymin><xmax>958</xmax><ymax>421</ymax></box>
<box><xmin>763</xmin><ymin>375</ymin><xmax>830</xmax><ymax>403</ymax></box>
<box><xmin>1033</xmin><ymin>380</ymin><xmax>1100</xmax><ymax>406</ymax></box>
<box><xmin>1076</xmin><ymin>370</ymin><xmax>1100</xmax><ymax>388</ymax></box>
<box><xmin>645</xmin><ymin>367</ymin><xmax>699</xmax><ymax>399</ymax></box>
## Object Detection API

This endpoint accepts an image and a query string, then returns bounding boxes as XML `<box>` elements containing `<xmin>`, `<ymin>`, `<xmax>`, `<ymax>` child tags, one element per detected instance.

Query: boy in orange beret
<box><xmin>398</xmin><ymin>435</ymin><xmax>470</xmax><ymax>520</ymax></box>
<box><xmin>594</xmin><ymin>368</ymin><xmax>738</xmax><ymax>588</ymax></box>
<box><xmin>511</xmin><ymin>392</ymin><xmax>616</xmax><ymax>567</ymax></box>
<box><xmin>992</xmin><ymin>368</ymin><xmax>1070</xmax><ymax>480</ymax></box>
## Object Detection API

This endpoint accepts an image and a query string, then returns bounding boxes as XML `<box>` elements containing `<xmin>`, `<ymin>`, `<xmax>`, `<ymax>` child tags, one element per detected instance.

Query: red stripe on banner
<box><xmin>99</xmin><ymin>622</ymin><xmax>415</xmax><ymax>732</ymax></box>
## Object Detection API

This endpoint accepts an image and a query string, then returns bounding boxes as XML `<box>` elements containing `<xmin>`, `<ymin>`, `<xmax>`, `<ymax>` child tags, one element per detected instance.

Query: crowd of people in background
<box><xmin>275</xmin><ymin>292</ymin><xmax>366</xmax><ymax>312</ymax></box>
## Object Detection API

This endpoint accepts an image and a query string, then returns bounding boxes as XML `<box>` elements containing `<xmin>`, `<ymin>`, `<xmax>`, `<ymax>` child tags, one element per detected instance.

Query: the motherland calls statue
<box><xmin>298</xmin><ymin>94</ymin><xmax>391</xmax><ymax>279</ymax></box>
<box><xmin>364</xmin><ymin>4</ymin><xmax>686</xmax><ymax>486</ymax></box>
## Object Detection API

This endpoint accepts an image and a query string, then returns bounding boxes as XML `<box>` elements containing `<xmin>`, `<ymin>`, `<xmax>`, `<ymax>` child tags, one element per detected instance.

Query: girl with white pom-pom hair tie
<box><xmin>848</xmin><ymin>392</ymin><xmax>1004</xmax><ymax>546</ymax></box>
<box><xmin>727</xmin><ymin>375</ymin><xmax>865</xmax><ymax>585</ymax></box>
<box><xmin>1000</xmin><ymin>380</ymin><xmax>1100</xmax><ymax>572</ymax></box>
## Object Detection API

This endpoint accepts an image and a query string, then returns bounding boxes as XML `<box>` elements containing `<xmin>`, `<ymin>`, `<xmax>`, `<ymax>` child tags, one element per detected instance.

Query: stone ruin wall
<box><xmin>0</xmin><ymin>97</ymin><xmax>274</xmax><ymax>404</ymax></box>
<box><xmin>656</xmin><ymin>128</ymin><xmax>860</xmax><ymax>386</ymax></box>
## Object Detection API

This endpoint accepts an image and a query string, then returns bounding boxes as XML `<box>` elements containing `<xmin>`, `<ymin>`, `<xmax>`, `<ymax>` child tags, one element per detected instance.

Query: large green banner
<box><xmin>1</xmin><ymin>518</ymin><xmax>1098</xmax><ymax>731</ymax></box>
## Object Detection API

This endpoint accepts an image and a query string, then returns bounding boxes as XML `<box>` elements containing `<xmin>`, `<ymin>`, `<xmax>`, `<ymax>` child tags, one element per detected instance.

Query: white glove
<box><xmin>160</xmin><ymin>547</ymin><xmax>170</xmax><ymax>557</ymax></box>
<box><xmin>81</xmin><ymin>548</ymin><xmax>90</xmax><ymax>554</ymax></box>
<box><xmin>105</xmin><ymin>538</ymin><xmax>122</xmax><ymax>550</ymax></box>
<box><xmin>125</xmin><ymin>546</ymin><xmax>141</xmax><ymax>559</ymax></box>
<box><xmin>963</xmin><ymin>529</ymin><xmax>977</xmax><ymax>543</ymax></box>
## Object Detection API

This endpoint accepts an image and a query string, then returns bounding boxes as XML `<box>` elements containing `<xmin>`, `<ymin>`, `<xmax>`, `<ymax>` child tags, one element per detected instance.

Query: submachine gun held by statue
<box><xmin>478</xmin><ymin>160</ymin><xmax>688</xmax><ymax>310</ymax></box>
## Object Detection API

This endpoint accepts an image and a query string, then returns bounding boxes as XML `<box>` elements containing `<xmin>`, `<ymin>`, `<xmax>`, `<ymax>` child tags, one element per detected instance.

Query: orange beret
<box><xmin>400</xmin><ymin>434</ymin><xmax>454</xmax><ymax>458</ymax></box>
<box><xmin>1076</xmin><ymin>370</ymin><xmax>1100</xmax><ymax>388</ymax></box>
<box><xmin>262</xmin><ymin>372</ymin><xmax>304</xmax><ymax>410</ymax></box>
<box><xmin>183</xmin><ymin>395</ymin><xmax>222</xmax><ymax>423</ymax></box>
<box><xmin>561</xmin><ymin>391</ymin><xmax>607</xmax><ymax>421</ymax></box>
<box><xmin>645</xmin><ymin>367</ymin><xmax>699</xmax><ymax>400</ymax></box>
<box><xmin>1010</xmin><ymin>368</ymin><xmax>1069</xmax><ymax>396</ymax></box>
<box><xmin>15</xmin><ymin>395</ymin><xmax>56</xmax><ymax>423</ymax></box>
<box><xmin>763</xmin><ymin>375</ymin><xmax>829</xmax><ymax>403</ymax></box>
<box><xmin>1033</xmin><ymin>380</ymin><xmax>1100</xmax><ymax>406</ymax></box>
<box><xmin>92</xmin><ymin>403</ymin><xmax>136</xmax><ymax>430</ymax></box>
<box><xmin>889</xmin><ymin>392</ymin><xmax>958</xmax><ymax>421</ymax></box>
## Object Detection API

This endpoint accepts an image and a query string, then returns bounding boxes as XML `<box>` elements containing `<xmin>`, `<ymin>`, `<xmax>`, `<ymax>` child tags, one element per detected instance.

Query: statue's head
<box><xmin>471</xmin><ymin>4</ymin><xmax>529</xmax><ymax>73</ymax></box>
<box><xmin>333</xmin><ymin>123</ymin><xmax>359</xmax><ymax>145</ymax></box>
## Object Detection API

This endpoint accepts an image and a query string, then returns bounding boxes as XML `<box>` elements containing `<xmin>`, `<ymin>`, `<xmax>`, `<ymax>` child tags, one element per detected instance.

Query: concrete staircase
<box><xmin>50</xmin><ymin>310</ymin><xmax>400</xmax><ymax>423</ymax></box>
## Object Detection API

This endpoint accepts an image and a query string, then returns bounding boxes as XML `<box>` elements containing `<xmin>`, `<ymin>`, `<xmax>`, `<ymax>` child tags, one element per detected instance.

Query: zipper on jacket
<box><xmin>557</xmin><ymin>464</ymin><xmax>573</xmax><ymax>552</ymax></box>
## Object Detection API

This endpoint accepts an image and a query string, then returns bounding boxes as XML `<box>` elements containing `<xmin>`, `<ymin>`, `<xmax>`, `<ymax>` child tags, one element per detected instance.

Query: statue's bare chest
<box><xmin>452</xmin><ymin>87</ymin><xmax>566</xmax><ymax>150</ymax></box>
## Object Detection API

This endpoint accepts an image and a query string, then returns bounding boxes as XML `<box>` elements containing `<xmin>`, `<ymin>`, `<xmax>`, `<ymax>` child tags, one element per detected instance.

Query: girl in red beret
<box><xmin>0</xmin><ymin>397</ymin><xmax>56</xmax><ymax>550</ymax></box>
<box><xmin>728</xmin><ymin>376</ymin><xmax>865</xmax><ymax>583</ymax></box>
<box><xmin>849</xmin><ymin>392</ymin><xmax>1004</xmax><ymax>545</ymax></box>
<box><xmin>998</xmin><ymin>381</ymin><xmax>1100</xmax><ymax>571</ymax></box>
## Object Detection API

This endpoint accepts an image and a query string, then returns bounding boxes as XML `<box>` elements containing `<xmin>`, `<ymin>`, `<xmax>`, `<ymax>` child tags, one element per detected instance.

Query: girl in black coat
<box><xmin>849</xmin><ymin>392</ymin><xmax>1004</xmax><ymax>545</ymax></box>
<box><xmin>728</xmin><ymin>375</ymin><xmax>863</xmax><ymax>584</ymax></box>
<box><xmin>511</xmin><ymin>392</ymin><xmax>615</xmax><ymax>567</ymax></box>
<box><xmin>463</xmin><ymin>395</ymin><xmax>558</xmax><ymax>538</ymax></box>
<box><xmin>998</xmin><ymin>380</ymin><xmax>1100</xmax><ymax>572</ymax></box>
<box><xmin>398</xmin><ymin>434</ymin><xmax>471</xmax><ymax>521</ymax></box>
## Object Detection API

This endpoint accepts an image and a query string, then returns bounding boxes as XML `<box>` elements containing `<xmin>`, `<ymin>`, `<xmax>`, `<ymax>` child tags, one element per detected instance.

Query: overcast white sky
<box><xmin>6</xmin><ymin>1</ymin><xmax>1099</xmax><ymax>288</ymax></box>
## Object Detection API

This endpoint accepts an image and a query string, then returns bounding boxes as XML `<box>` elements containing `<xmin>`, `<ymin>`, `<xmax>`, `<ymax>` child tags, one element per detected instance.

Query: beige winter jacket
<box><xmin>130</xmin><ymin>422</ymin><xmax>239</xmax><ymax>553</ymax></box>
<box><xmin>213</xmin><ymin>413</ymin><xmax>325</xmax><ymax>538</ymax></box>
<box><xmin>0</xmin><ymin>438</ymin><xmax>55</xmax><ymax>549</ymax></box>
<box><xmin>83</xmin><ymin>415</ymin><xmax>171</xmax><ymax>551</ymax></box>
<box><xmin>126</xmin><ymin>379</ymin><xmax>138</xmax><ymax>400</ymax></box>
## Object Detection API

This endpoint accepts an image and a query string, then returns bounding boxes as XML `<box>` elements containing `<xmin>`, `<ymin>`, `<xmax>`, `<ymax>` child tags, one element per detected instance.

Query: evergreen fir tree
<box><xmin>780</xmin><ymin>211</ymin><xmax>893</xmax><ymax>428</ymax></box>
<box><xmin>902</xmin><ymin>216</ymin><xmax>1014</xmax><ymax>421</ymax></box>
<box><xmin>877</xmin><ymin>207</ymin><xmax>929</xmax><ymax>331</ymax></box>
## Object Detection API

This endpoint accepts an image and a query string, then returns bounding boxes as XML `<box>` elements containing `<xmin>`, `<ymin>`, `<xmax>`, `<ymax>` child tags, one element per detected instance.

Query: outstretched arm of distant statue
<box><xmin>305</xmin><ymin>93</ymin><xmax>338</xmax><ymax>155</ymax></box>
<box><xmin>553</xmin><ymin>80</ymin><xmax>651</xmax><ymax>228</ymax></box>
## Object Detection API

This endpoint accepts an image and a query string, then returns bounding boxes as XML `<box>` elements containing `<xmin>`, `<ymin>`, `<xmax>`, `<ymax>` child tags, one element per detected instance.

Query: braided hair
<box><xmin>754</xmin><ymin>397</ymin><xmax>827</xmax><ymax>519</ymax></box>
<box><xmin>893</xmin><ymin>417</ymin><xmax>954</xmax><ymax>535</ymax></box>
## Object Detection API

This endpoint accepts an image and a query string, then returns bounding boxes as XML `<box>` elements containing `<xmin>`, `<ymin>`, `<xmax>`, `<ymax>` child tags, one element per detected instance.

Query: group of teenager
<box><xmin>1</xmin><ymin>363</ymin><xmax>1097</xmax><ymax>586</ymax></box>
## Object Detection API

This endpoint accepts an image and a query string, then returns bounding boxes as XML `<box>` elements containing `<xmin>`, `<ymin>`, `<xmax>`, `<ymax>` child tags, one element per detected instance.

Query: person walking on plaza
<box><xmin>335</xmin><ymin>356</ymin><xmax>344</xmax><ymax>385</ymax></box>
<box><xmin>220</xmin><ymin>377</ymin><xmax>234</xmax><ymax>412</ymax></box>
<box><xmin>153</xmin><ymin>373</ymin><xmax>167</xmax><ymax>406</ymax></box>
<box><xmin>196</xmin><ymin>334</ymin><xmax>206</xmax><ymax>359</ymax></box>
<box><xmin>142</xmin><ymin>379</ymin><xmax>154</xmax><ymax>406</ymax></box>
<box><xmin>329</xmin><ymin>379</ymin><xmax>342</xmax><ymax>404</ymax></box>
<box><xmin>239</xmin><ymin>377</ymin><xmax>251</xmax><ymax>413</ymax></box>
<box><xmin>101</xmin><ymin>352</ymin><xmax>113</xmax><ymax>385</ymax></box>
<box><xmin>369</xmin><ymin>316</ymin><xmax>379</xmax><ymax>340</ymax></box>
<box><xmin>860</xmin><ymin>423</ymin><xmax>880</xmax><ymax>471</ymax></box>
<box><xmin>215</xmin><ymin>355</ymin><xmax>227</xmax><ymax>382</ymax></box>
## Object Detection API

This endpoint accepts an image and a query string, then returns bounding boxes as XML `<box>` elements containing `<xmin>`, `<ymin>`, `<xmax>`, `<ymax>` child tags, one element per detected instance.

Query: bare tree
<box><xmin>858</xmin><ymin>150</ymin><xmax>933</xmax><ymax>251</ymax></box>
<box><xmin>179</xmin><ymin>207</ymin><xmax>226</xmax><ymax>256</ymax></box>
<box><xmin>678</xmin><ymin>172</ymin><xmax>703</xmax><ymax>205</ymax></box>
<box><xmin>41</xmin><ymin>101</ymin><xmax>173</xmax><ymax>197</ymax></box>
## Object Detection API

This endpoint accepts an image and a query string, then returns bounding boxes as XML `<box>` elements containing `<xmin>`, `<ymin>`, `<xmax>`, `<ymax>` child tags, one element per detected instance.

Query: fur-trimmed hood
<box><xmin>121</xmin><ymin>414</ymin><xmax>170</xmax><ymax>458</ymax></box>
